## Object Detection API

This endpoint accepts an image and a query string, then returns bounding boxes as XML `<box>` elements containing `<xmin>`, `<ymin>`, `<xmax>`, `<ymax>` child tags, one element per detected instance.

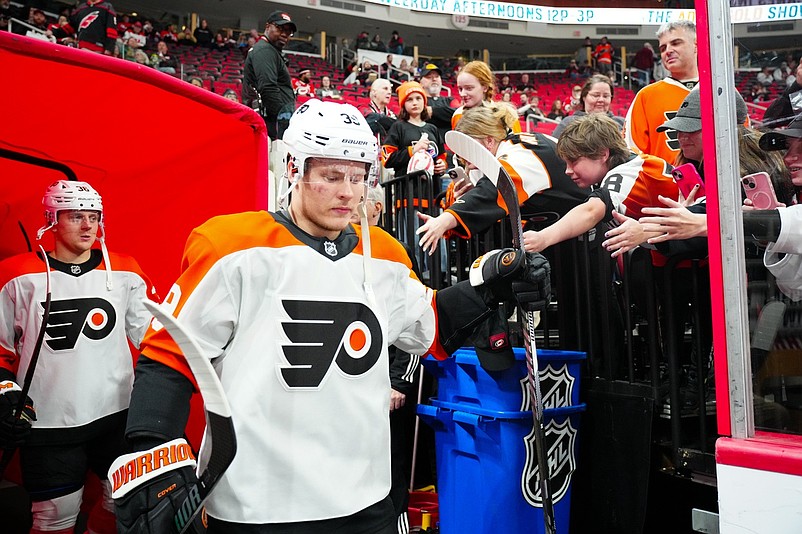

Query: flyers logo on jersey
<box><xmin>663</xmin><ymin>110</ymin><xmax>681</xmax><ymax>151</ymax></box>
<box><xmin>279</xmin><ymin>299</ymin><xmax>383</xmax><ymax>388</ymax></box>
<box><xmin>44</xmin><ymin>297</ymin><xmax>117</xmax><ymax>351</ymax></box>
<box><xmin>79</xmin><ymin>10</ymin><xmax>100</xmax><ymax>30</ymax></box>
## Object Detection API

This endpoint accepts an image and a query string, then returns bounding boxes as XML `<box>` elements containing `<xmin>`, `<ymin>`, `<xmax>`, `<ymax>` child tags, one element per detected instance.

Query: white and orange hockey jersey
<box><xmin>624</xmin><ymin>77</ymin><xmax>696</xmax><ymax>164</ymax></box>
<box><xmin>592</xmin><ymin>152</ymin><xmax>678</xmax><ymax>222</ymax></box>
<box><xmin>140</xmin><ymin>210</ymin><xmax>447</xmax><ymax>524</ymax></box>
<box><xmin>0</xmin><ymin>249</ymin><xmax>155</xmax><ymax>429</ymax></box>
<box><xmin>444</xmin><ymin>133</ymin><xmax>588</xmax><ymax>238</ymax></box>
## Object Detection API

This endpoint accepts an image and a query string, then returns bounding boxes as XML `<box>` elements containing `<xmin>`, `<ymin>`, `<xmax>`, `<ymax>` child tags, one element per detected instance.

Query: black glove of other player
<box><xmin>109</xmin><ymin>438</ymin><xmax>201</xmax><ymax>534</ymax></box>
<box><xmin>0</xmin><ymin>380</ymin><xmax>36</xmax><ymax>448</ymax></box>
<box><xmin>513</xmin><ymin>252</ymin><xmax>551</xmax><ymax>312</ymax></box>
<box><xmin>469</xmin><ymin>249</ymin><xmax>551</xmax><ymax>311</ymax></box>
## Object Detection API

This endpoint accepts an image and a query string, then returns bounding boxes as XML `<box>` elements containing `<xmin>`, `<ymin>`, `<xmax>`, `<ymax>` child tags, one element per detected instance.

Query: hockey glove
<box><xmin>512</xmin><ymin>252</ymin><xmax>552</xmax><ymax>312</ymax></box>
<box><xmin>0</xmin><ymin>380</ymin><xmax>36</xmax><ymax>448</ymax></box>
<box><xmin>469</xmin><ymin>248</ymin><xmax>526</xmax><ymax>305</ymax></box>
<box><xmin>109</xmin><ymin>438</ymin><xmax>200</xmax><ymax>534</ymax></box>
<box><xmin>469</xmin><ymin>249</ymin><xmax>551</xmax><ymax>311</ymax></box>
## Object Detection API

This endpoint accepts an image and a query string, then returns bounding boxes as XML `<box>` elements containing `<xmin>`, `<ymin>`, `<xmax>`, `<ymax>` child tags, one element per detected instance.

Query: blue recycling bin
<box><xmin>421</xmin><ymin>347</ymin><xmax>586</xmax><ymax>412</ymax></box>
<box><xmin>417</xmin><ymin>399</ymin><xmax>585</xmax><ymax>534</ymax></box>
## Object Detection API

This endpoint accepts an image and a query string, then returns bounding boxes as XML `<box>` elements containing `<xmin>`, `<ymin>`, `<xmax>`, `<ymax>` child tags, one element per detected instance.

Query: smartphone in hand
<box><xmin>742</xmin><ymin>172</ymin><xmax>780</xmax><ymax>210</ymax></box>
<box><xmin>671</xmin><ymin>163</ymin><xmax>706</xmax><ymax>200</ymax></box>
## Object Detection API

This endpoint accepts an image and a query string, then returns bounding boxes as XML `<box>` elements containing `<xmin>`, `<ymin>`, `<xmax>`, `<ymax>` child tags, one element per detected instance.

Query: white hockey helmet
<box><xmin>283</xmin><ymin>99</ymin><xmax>379</xmax><ymax>182</ymax></box>
<box><xmin>36</xmin><ymin>180</ymin><xmax>114</xmax><ymax>290</ymax></box>
<box><xmin>37</xmin><ymin>180</ymin><xmax>104</xmax><ymax>239</ymax></box>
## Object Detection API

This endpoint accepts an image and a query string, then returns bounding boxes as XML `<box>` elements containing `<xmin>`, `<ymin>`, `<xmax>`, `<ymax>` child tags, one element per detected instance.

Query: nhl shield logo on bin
<box><xmin>519</xmin><ymin>364</ymin><xmax>576</xmax><ymax>411</ymax></box>
<box><xmin>521</xmin><ymin>416</ymin><xmax>578</xmax><ymax>506</ymax></box>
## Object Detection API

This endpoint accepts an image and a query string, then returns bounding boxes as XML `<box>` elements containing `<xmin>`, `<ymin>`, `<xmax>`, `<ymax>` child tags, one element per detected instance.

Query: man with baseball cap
<box><xmin>245</xmin><ymin>9</ymin><xmax>297</xmax><ymax>139</ymax></box>
<box><xmin>419</xmin><ymin>63</ymin><xmax>454</xmax><ymax>148</ymax></box>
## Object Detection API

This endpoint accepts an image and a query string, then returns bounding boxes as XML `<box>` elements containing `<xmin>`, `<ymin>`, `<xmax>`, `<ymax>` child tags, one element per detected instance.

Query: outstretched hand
<box><xmin>416</xmin><ymin>211</ymin><xmax>457</xmax><ymax>256</ymax></box>
<box><xmin>602</xmin><ymin>210</ymin><xmax>646</xmax><ymax>257</ymax></box>
<box><xmin>640</xmin><ymin>195</ymin><xmax>708</xmax><ymax>243</ymax></box>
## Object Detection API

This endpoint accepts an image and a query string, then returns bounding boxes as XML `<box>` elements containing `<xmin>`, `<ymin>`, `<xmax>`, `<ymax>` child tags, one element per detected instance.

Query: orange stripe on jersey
<box><xmin>0</xmin><ymin>252</ymin><xmax>48</xmax><ymax>289</ymax></box>
<box><xmin>353</xmin><ymin>226</ymin><xmax>417</xmax><ymax>275</ymax></box>
<box><xmin>443</xmin><ymin>209</ymin><xmax>471</xmax><ymax>239</ymax></box>
<box><xmin>381</xmin><ymin>145</ymin><xmax>398</xmax><ymax>165</ymax></box>
<box><xmin>620</xmin><ymin>154</ymin><xmax>678</xmax><ymax>220</ymax></box>
<box><xmin>499</xmin><ymin>159</ymin><xmax>528</xmax><ymax>210</ymax></box>
<box><xmin>426</xmin><ymin>291</ymin><xmax>449</xmax><ymax>361</ymax></box>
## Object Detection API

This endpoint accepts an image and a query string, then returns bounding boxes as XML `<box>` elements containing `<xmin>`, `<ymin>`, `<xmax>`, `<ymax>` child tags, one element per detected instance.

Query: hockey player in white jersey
<box><xmin>0</xmin><ymin>180</ymin><xmax>157</xmax><ymax>534</ymax></box>
<box><xmin>110</xmin><ymin>99</ymin><xmax>550</xmax><ymax>533</ymax></box>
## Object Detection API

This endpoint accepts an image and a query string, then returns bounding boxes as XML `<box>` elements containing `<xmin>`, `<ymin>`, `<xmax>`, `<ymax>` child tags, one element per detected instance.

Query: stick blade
<box><xmin>144</xmin><ymin>300</ymin><xmax>231</xmax><ymax>418</ymax></box>
<box><xmin>142</xmin><ymin>300</ymin><xmax>237</xmax><ymax>534</ymax></box>
<box><xmin>445</xmin><ymin>130</ymin><xmax>501</xmax><ymax>186</ymax></box>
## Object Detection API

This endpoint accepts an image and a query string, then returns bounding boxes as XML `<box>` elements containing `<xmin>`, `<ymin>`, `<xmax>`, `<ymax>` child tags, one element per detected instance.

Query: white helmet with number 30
<box><xmin>283</xmin><ymin>99</ymin><xmax>379</xmax><ymax>183</ymax></box>
<box><xmin>37</xmin><ymin>180</ymin><xmax>104</xmax><ymax>240</ymax></box>
<box><xmin>36</xmin><ymin>179</ymin><xmax>114</xmax><ymax>290</ymax></box>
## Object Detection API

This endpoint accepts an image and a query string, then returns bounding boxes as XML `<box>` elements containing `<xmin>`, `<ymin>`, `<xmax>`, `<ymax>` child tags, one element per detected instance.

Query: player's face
<box><xmin>784</xmin><ymin>138</ymin><xmax>802</xmax><ymax>186</ymax></box>
<box><xmin>294</xmin><ymin>158</ymin><xmax>367</xmax><ymax>239</ymax></box>
<box><xmin>457</xmin><ymin>72</ymin><xmax>485</xmax><ymax>109</ymax></box>
<box><xmin>54</xmin><ymin>210</ymin><xmax>99</xmax><ymax>259</ymax></box>
<box><xmin>677</xmin><ymin>129</ymin><xmax>703</xmax><ymax>162</ymax></box>
<box><xmin>658</xmin><ymin>28</ymin><xmax>697</xmax><ymax>78</ymax></box>
<box><xmin>563</xmin><ymin>155</ymin><xmax>608</xmax><ymax>188</ymax></box>
<box><xmin>584</xmin><ymin>82</ymin><xmax>612</xmax><ymax>113</ymax></box>
<box><xmin>404</xmin><ymin>93</ymin><xmax>425</xmax><ymax>117</ymax></box>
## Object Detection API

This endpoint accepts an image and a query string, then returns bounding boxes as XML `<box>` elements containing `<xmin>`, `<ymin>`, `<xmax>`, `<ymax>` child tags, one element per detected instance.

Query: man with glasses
<box><xmin>0</xmin><ymin>180</ymin><xmax>156</xmax><ymax>534</ymax></box>
<box><xmin>244</xmin><ymin>9</ymin><xmax>297</xmax><ymax>139</ymax></box>
<box><xmin>110</xmin><ymin>99</ymin><xmax>550</xmax><ymax>533</ymax></box>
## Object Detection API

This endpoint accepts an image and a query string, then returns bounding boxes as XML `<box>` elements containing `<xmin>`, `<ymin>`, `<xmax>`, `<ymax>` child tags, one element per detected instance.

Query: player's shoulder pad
<box><xmin>362</xmin><ymin>225</ymin><xmax>413</xmax><ymax>267</ymax></box>
<box><xmin>191</xmin><ymin>211</ymin><xmax>285</xmax><ymax>254</ymax></box>
<box><xmin>0</xmin><ymin>252</ymin><xmax>46</xmax><ymax>288</ymax></box>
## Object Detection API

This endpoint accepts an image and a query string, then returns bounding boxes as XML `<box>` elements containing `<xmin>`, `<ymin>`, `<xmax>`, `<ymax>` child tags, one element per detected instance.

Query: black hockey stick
<box><xmin>143</xmin><ymin>300</ymin><xmax>237</xmax><ymax>534</ymax></box>
<box><xmin>445</xmin><ymin>130</ymin><xmax>556</xmax><ymax>534</ymax></box>
<box><xmin>0</xmin><ymin>247</ymin><xmax>51</xmax><ymax>481</ymax></box>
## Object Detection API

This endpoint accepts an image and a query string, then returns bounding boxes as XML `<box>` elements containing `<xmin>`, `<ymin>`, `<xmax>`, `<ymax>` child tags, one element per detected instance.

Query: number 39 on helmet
<box><xmin>282</xmin><ymin>99</ymin><xmax>379</xmax><ymax>182</ymax></box>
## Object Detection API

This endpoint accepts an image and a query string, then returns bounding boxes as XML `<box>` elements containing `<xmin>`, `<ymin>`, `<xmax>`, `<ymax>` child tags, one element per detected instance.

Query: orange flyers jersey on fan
<box><xmin>624</xmin><ymin>77</ymin><xmax>694</xmax><ymax>163</ymax></box>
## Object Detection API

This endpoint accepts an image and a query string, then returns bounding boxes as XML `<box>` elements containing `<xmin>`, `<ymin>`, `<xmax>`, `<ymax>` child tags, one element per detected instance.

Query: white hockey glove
<box><xmin>0</xmin><ymin>380</ymin><xmax>36</xmax><ymax>448</ymax></box>
<box><xmin>109</xmin><ymin>438</ymin><xmax>201</xmax><ymax>534</ymax></box>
